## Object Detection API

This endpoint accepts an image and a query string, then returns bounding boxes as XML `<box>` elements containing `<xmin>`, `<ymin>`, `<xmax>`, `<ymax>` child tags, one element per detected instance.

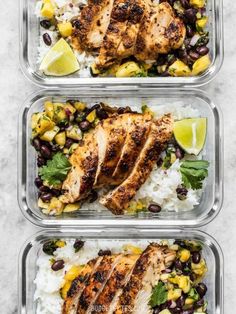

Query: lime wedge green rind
<box><xmin>173</xmin><ymin>118</ymin><xmax>207</xmax><ymax>156</ymax></box>
<box><xmin>39</xmin><ymin>38</ymin><xmax>80</xmax><ymax>76</ymax></box>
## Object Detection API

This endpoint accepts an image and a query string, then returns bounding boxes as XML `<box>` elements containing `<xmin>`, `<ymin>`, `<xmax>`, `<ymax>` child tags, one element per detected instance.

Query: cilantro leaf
<box><xmin>39</xmin><ymin>152</ymin><xmax>71</xmax><ymax>186</ymax></box>
<box><xmin>149</xmin><ymin>282</ymin><xmax>168</xmax><ymax>308</ymax></box>
<box><xmin>180</xmin><ymin>160</ymin><xmax>209</xmax><ymax>190</ymax></box>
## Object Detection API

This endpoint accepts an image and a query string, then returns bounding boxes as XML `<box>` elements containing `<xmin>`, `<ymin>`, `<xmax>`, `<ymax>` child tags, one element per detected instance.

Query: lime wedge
<box><xmin>39</xmin><ymin>38</ymin><xmax>80</xmax><ymax>76</ymax></box>
<box><xmin>174</xmin><ymin>118</ymin><xmax>207</xmax><ymax>155</ymax></box>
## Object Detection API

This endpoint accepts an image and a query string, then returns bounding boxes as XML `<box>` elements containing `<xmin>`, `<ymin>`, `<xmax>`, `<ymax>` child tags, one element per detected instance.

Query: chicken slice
<box><xmin>61</xmin><ymin>130</ymin><xmax>98</xmax><ymax>204</ymax></box>
<box><xmin>114</xmin><ymin>243</ymin><xmax>176</xmax><ymax>314</ymax></box>
<box><xmin>94</xmin><ymin>113</ymin><xmax>146</xmax><ymax>188</ymax></box>
<box><xmin>116</xmin><ymin>0</ymin><xmax>147</xmax><ymax>59</ymax></box>
<box><xmin>72</xmin><ymin>0</ymin><xmax>114</xmax><ymax>51</ymax></box>
<box><xmin>112</xmin><ymin>114</ymin><xmax>152</xmax><ymax>183</ymax></box>
<box><xmin>100</xmin><ymin>114</ymin><xmax>173</xmax><ymax>214</ymax></box>
<box><xmin>63</xmin><ymin>257</ymin><xmax>103</xmax><ymax>314</ymax></box>
<box><xmin>77</xmin><ymin>255</ymin><xmax>122</xmax><ymax>314</ymax></box>
<box><xmin>91</xmin><ymin>254</ymin><xmax>139</xmax><ymax>314</ymax></box>
<box><xmin>135</xmin><ymin>2</ymin><xmax>186</xmax><ymax>61</ymax></box>
<box><xmin>96</xmin><ymin>0</ymin><xmax>134</xmax><ymax>69</ymax></box>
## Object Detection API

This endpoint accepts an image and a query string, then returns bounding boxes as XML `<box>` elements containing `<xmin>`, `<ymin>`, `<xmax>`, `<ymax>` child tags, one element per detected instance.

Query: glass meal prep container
<box><xmin>19</xmin><ymin>0</ymin><xmax>223</xmax><ymax>87</ymax></box>
<box><xmin>18</xmin><ymin>228</ymin><xmax>224</xmax><ymax>314</ymax></box>
<box><xmin>18</xmin><ymin>88</ymin><xmax>223</xmax><ymax>228</ymax></box>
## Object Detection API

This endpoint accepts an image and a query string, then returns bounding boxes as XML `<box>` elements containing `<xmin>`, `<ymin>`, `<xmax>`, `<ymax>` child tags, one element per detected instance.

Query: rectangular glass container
<box><xmin>18</xmin><ymin>88</ymin><xmax>223</xmax><ymax>228</ymax></box>
<box><xmin>19</xmin><ymin>0</ymin><xmax>223</xmax><ymax>87</ymax></box>
<box><xmin>18</xmin><ymin>228</ymin><xmax>224</xmax><ymax>314</ymax></box>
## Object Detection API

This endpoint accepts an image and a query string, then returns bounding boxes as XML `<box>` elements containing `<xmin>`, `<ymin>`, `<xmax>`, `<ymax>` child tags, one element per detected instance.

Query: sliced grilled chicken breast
<box><xmin>114</xmin><ymin>243</ymin><xmax>176</xmax><ymax>314</ymax></box>
<box><xmin>94</xmin><ymin>113</ymin><xmax>150</xmax><ymax>188</ymax></box>
<box><xmin>77</xmin><ymin>255</ymin><xmax>122</xmax><ymax>314</ymax></box>
<box><xmin>61</xmin><ymin>130</ymin><xmax>98</xmax><ymax>204</ymax></box>
<box><xmin>116</xmin><ymin>0</ymin><xmax>146</xmax><ymax>59</ymax></box>
<box><xmin>112</xmin><ymin>113</ymin><xmax>152</xmax><ymax>183</ymax></box>
<box><xmin>135</xmin><ymin>2</ymin><xmax>186</xmax><ymax>61</ymax></box>
<box><xmin>72</xmin><ymin>0</ymin><xmax>114</xmax><ymax>51</ymax></box>
<box><xmin>96</xmin><ymin>0</ymin><xmax>134</xmax><ymax>69</ymax></box>
<box><xmin>100</xmin><ymin>114</ymin><xmax>173</xmax><ymax>214</ymax></box>
<box><xmin>63</xmin><ymin>257</ymin><xmax>103</xmax><ymax>314</ymax></box>
<box><xmin>91</xmin><ymin>255</ymin><xmax>139</xmax><ymax>314</ymax></box>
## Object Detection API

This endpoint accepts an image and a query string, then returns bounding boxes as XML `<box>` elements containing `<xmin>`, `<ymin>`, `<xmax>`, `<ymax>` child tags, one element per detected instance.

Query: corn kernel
<box><xmin>74</xmin><ymin>102</ymin><xmax>86</xmax><ymax>111</ymax></box>
<box><xmin>56</xmin><ymin>240</ymin><xmax>66</xmax><ymax>248</ymax></box>
<box><xmin>190</xmin><ymin>0</ymin><xmax>205</xmax><ymax>8</ymax></box>
<box><xmin>192</xmin><ymin>54</ymin><xmax>211</xmax><ymax>76</ymax></box>
<box><xmin>64</xmin><ymin>265</ymin><xmax>83</xmax><ymax>281</ymax></box>
<box><xmin>86</xmin><ymin>110</ymin><xmax>96</xmax><ymax>123</ymax></box>
<box><xmin>169</xmin><ymin>59</ymin><xmax>191</xmax><ymax>77</ymax></box>
<box><xmin>41</xmin><ymin>2</ymin><xmax>54</xmax><ymax>19</ymax></box>
<box><xmin>179</xmin><ymin>249</ymin><xmax>191</xmax><ymax>262</ymax></box>
<box><xmin>63</xmin><ymin>203</ymin><xmax>80</xmax><ymax>213</ymax></box>
<box><xmin>58</xmin><ymin>22</ymin><xmax>73</xmax><ymax>37</ymax></box>
<box><xmin>196</xmin><ymin>16</ymin><xmax>208</xmax><ymax>30</ymax></box>
<box><xmin>167</xmin><ymin>289</ymin><xmax>182</xmax><ymax>301</ymax></box>
<box><xmin>185</xmin><ymin>297</ymin><xmax>195</xmax><ymax>305</ymax></box>
<box><xmin>123</xmin><ymin>244</ymin><xmax>143</xmax><ymax>254</ymax></box>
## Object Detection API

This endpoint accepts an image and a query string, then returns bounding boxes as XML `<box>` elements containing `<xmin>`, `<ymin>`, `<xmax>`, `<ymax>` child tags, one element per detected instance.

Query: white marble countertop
<box><xmin>0</xmin><ymin>0</ymin><xmax>234</xmax><ymax>313</ymax></box>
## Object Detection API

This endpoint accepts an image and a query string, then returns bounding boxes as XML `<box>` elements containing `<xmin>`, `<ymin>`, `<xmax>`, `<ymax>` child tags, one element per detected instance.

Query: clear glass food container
<box><xmin>18</xmin><ymin>88</ymin><xmax>223</xmax><ymax>228</ymax></box>
<box><xmin>18</xmin><ymin>228</ymin><xmax>224</xmax><ymax>314</ymax></box>
<box><xmin>19</xmin><ymin>0</ymin><xmax>223</xmax><ymax>87</ymax></box>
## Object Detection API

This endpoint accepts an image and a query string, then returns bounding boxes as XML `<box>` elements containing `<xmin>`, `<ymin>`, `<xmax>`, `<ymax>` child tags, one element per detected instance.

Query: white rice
<box><xmin>34</xmin><ymin>240</ymin><xmax>149</xmax><ymax>314</ymax></box>
<box><xmin>36</xmin><ymin>0</ymin><xmax>94</xmax><ymax>70</ymax></box>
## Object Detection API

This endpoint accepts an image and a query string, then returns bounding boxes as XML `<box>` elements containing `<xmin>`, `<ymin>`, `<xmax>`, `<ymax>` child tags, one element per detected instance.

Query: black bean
<box><xmin>196</xmin><ymin>46</ymin><xmax>209</xmax><ymax>56</ymax></box>
<box><xmin>51</xmin><ymin>259</ymin><xmax>65</xmax><ymax>271</ymax></box>
<box><xmin>65</xmin><ymin>138</ymin><xmax>74</xmax><ymax>149</ymax></box>
<box><xmin>175</xmin><ymin>147</ymin><xmax>184</xmax><ymax>159</ymax></box>
<box><xmin>117</xmin><ymin>106</ymin><xmax>132</xmax><ymax>114</ymax></box>
<box><xmin>72</xmin><ymin>19</ymin><xmax>81</xmax><ymax>29</ymax></box>
<box><xmin>176</xmin><ymin>295</ymin><xmax>185</xmax><ymax>308</ymax></box>
<box><xmin>98</xmin><ymin>249</ymin><xmax>112</xmax><ymax>256</ymax></box>
<box><xmin>180</xmin><ymin>0</ymin><xmax>189</xmax><ymax>8</ymax></box>
<box><xmin>156</xmin><ymin>56</ymin><xmax>166</xmax><ymax>66</ymax></box>
<box><xmin>96</xmin><ymin>107</ymin><xmax>108</xmax><ymax>120</ymax></box>
<box><xmin>37</xmin><ymin>156</ymin><xmax>46</xmax><ymax>167</ymax></box>
<box><xmin>40</xmin><ymin>145</ymin><xmax>52</xmax><ymax>159</ymax></box>
<box><xmin>39</xmin><ymin>185</ymin><xmax>50</xmax><ymax>193</ymax></box>
<box><xmin>73</xmin><ymin>240</ymin><xmax>85</xmax><ymax>252</ymax></box>
<box><xmin>176</xmin><ymin>186</ymin><xmax>188</xmax><ymax>200</ymax></box>
<box><xmin>32</xmin><ymin>138</ymin><xmax>41</xmax><ymax>151</ymax></box>
<box><xmin>192</xmin><ymin>251</ymin><xmax>201</xmax><ymax>264</ymax></box>
<box><xmin>51</xmin><ymin>189</ymin><xmax>61</xmax><ymax>197</ymax></box>
<box><xmin>79</xmin><ymin>120</ymin><xmax>91</xmax><ymax>132</ymax></box>
<box><xmin>41</xmin><ymin>192</ymin><xmax>53</xmax><ymax>202</ymax></box>
<box><xmin>35</xmin><ymin>177</ymin><xmax>43</xmax><ymax>188</ymax></box>
<box><xmin>160</xmin><ymin>71</ymin><xmax>171</xmax><ymax>77</ymax></box>
<box><xmin>156</xmin><ymin>157</ymin><xmax>163</xmax><ymax>167</ymax></box>
<box><xmin>196</xmin><ymin>283</ymin><xmax>207</xmax><ymax>298</ymax></box>
<box><xmin>189</xmin><ymin>50</ymin><xmax>200</xmax><ymax>61</ymax></box>
<box><xmin>148</xmin><ymin>204</ymin><xmax>162</xmax><ymax>213</ymax></box>
<box><xmin>43</xmin><ymin>33</ymin><xmax>52</xmax><ymax>46</ymax></box>
<box><xmin>40</xmin><ymin>19</ymin><xmax>51</xmax><ymax>29</ymax></box>
<box><xmin>174</xmin><ymin>240</ymin><xmax>186</xmax><ymax>248</ymax></box>
<box><xmin>184</xmin><ymin>8</ymin><xmax>197</xmax><ymax>23</ymax></box>
<box><xmin>186</xmin><ymin>25</ymin><xmax>195</xmax><ymax>38</ymax></box>
<box><xmin>153</xmin><ymin>308</ymin><xmax>161</xmax><ymax>314</ymax></box>
<box><xmin>88</xmin><ymin>190</ymin><xmax>98</xmax><ymax>203</ymax></box>
<box><xmin>174</xmin><ymin>259</ymin><xmax>183</xmax><ymax>271</ymax></box>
